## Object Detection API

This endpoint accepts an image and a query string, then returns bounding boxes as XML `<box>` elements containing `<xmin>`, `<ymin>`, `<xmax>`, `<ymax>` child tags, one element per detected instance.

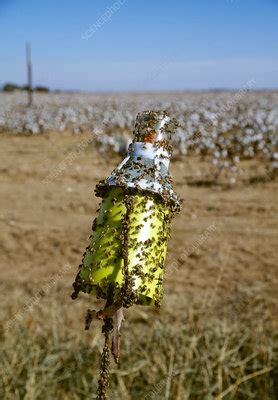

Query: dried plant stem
<box><xmin>121</xmin><ymin>194</ymin><xmax>135</xmax><ymax>308</ymax></box>
<box><xmin>215</xmin><ymin>367</ymin><xmax>273</xmax><ymax>399</ymax></box>
<box><xmin>97</xmin><ymin>317</ymin><xmax>113</xmax><ymax>400</ymax></box>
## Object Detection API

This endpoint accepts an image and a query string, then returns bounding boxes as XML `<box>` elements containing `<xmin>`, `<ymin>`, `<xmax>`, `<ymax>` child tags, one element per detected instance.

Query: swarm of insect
<box><xmin>71</xmin><ymin>110</ymin><xmax>180</xmax><ymax>399</ymax></box>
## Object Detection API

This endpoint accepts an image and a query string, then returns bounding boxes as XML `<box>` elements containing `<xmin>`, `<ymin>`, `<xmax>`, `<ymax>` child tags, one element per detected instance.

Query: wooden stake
<box><xmin>26</xmin><ymin>42</ymin><xmax>33</xmax><ymax>106</ymax></box>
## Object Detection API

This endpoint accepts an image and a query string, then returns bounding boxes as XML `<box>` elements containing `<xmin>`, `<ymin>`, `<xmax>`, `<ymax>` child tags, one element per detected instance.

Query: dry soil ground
<box><xmin>0</xmin><ymin>131</ymin><xmax>277</xmax><ymax>399</ymax></box>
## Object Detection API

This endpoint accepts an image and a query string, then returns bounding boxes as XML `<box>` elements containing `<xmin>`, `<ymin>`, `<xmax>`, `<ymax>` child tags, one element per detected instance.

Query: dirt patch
<box><xmin>1</xmin><ymin>131</ymin><xmax>277</xmax><ymax>321</ymax></box>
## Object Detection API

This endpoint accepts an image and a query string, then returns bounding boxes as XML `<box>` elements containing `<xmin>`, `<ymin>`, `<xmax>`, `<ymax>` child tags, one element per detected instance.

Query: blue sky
<box><xmin>0</xmin><ymin>0</ymin><xmax>277</xmax><ymax>91</ymax></box>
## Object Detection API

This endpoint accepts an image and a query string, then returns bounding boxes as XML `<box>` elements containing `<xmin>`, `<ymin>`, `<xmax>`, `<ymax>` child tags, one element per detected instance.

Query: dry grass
<box><xmin>1</xmin><ymin>299</ymin><xmax>277</xmax><ymax>400</ymax></box>
<box><xmin>1</xmin><ymin>131</ymin><xmax>277</xmax><ymax>399</ymax></box>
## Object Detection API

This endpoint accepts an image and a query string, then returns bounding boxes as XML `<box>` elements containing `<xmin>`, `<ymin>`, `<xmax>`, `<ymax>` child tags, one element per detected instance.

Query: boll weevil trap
<box><xmin>71</xmin><ymin>110</ymin><xmax>181</xmax><ymax>399</ymax></box>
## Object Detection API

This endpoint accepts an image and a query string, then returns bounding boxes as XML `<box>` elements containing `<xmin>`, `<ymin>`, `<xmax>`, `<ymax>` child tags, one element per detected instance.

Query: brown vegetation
<box><xmin>0</xmin><ymin>131</ymin><xmax>277</xmax><ymax>399</ymax></box>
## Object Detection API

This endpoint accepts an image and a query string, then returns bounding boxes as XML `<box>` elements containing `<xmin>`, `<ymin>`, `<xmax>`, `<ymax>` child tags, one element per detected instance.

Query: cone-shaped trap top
<box><xmin>96</xmin><ymin>110</ymin><xmax>181</xmax><ymax>213</ymax></box>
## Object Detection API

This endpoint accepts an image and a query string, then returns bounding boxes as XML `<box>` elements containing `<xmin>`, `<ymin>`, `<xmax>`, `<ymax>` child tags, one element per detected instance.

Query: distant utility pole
<box><xmin>26</xmin><ymin>42</ymin><xmax>33</xmax><ymax>106</ymax></box>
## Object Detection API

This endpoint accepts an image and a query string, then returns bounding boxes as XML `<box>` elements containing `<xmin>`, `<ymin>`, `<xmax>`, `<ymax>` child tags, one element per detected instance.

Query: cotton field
<box><xmin>1</xmin><ymin>91</ymin><xmax>277</xmax><ymax>183</ymax></box>
<box><xmin>1</xmin><ymin>91</ymin><xmax>278</xmax><ymax>398</ymax></box>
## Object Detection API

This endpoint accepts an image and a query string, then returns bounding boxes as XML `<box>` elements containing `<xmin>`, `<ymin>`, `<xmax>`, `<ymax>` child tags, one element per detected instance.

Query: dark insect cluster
<box><xmin>72</xmin><ymin>187</ymin><xmax>174</xmax><ymax>307</ymax></box>
<box><xmin>72</xmin><ymin>111</ymin><xmax>181</xmax><ymax>306</ymax></box>
<box><xmin>71</xmin><ymin>111</ymin><xmax>180</xmax><ymax>399</ymax></box>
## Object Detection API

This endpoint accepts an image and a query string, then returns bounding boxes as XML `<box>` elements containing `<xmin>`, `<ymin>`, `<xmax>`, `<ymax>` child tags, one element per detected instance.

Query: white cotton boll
<box><xmin>32</xmin><ymin>124</ymin><xmax>40</xmax><ymax>134</ymax></box>
<box><xmin>180</xmin><ymin>144</ymin><xmax>187</xmax><ymax>155</ymax></box>
<box><xmin>234</xmin><ymin>156</ymin><xmax>240</xmax><ymax>163</ymax></box>
<box><xmin>231</xmin><ymin>165</ymin><xmax>237</xmax><ymax>172</ymax></box>
<box><xmin>230</xmin><ymin>177</ymin><xmax>236</xmax><ymax>184</ymax></box>
<box><xmin>190</xmin><ymin>113</ymin><xmax>200</xmax><ymax>123</ymax></box>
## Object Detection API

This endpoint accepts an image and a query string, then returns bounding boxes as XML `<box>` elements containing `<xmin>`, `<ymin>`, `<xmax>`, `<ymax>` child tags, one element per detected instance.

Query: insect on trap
<box><xmin>71</xmin><ymin>110</ymin><xmax>181</xmax><ymax>397</ymax></box>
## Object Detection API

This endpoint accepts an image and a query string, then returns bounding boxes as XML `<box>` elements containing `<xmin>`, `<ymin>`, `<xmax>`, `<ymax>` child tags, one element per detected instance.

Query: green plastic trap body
<box><xmin>72</xmin><ymin>111</ymin><xmax>180</xmax><ymax>308</ymax></box>
<box><xmin>79</xmin><ymin>187</ymin><xmax>170</xmax><ymax>306</ymax></box>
